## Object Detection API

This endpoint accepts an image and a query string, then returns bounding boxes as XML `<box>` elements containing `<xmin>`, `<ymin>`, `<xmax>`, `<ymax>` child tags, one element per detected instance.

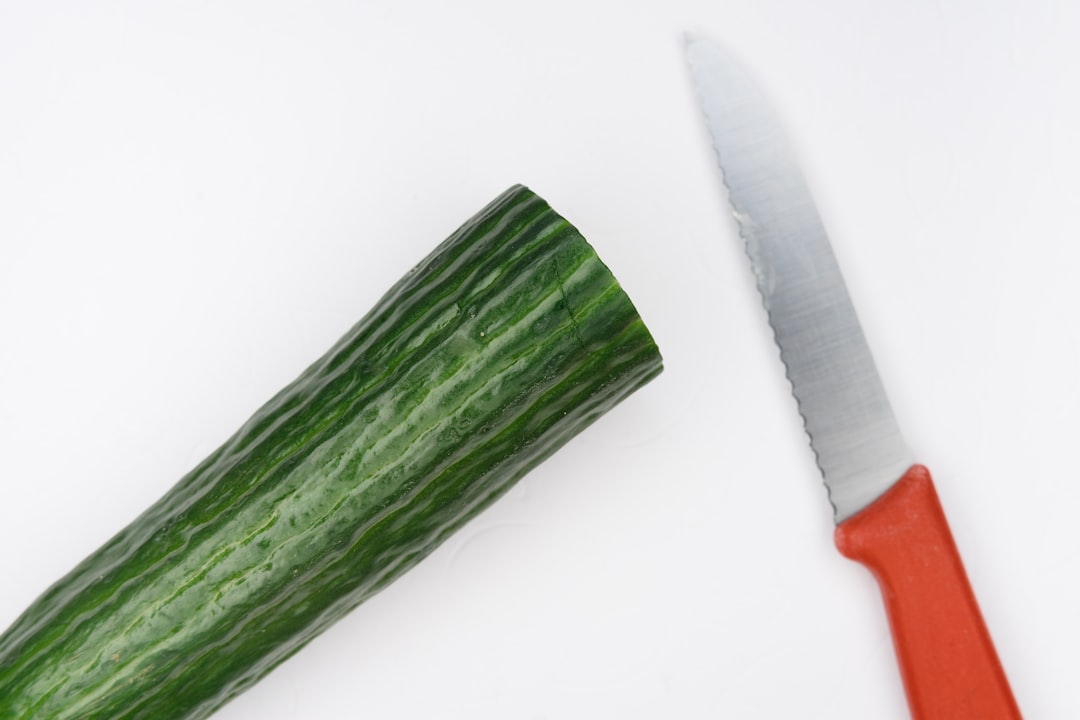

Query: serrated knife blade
<box><xmin>687</xmin><ymin>36</ymin><xmax>1020</xmax><ymax>720</ymax></box>
<box><xmin>686</xmin><ymin>36</ymin><xmax>911</xmax><ymax>522</ymax></box>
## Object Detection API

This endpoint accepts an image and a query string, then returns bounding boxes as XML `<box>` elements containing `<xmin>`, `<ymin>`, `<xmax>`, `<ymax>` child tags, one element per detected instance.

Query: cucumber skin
<box><xmin>0</xmin><ymin>185</ymin><xmax>662</xmax><ymax>719</ymax></box>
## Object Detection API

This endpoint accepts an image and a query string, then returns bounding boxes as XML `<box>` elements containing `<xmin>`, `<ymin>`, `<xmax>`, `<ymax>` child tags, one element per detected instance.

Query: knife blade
<box><xmin>686</xmin><ymin>36</ymin><xmax>1021</xmax><ymax>719</ymax></box>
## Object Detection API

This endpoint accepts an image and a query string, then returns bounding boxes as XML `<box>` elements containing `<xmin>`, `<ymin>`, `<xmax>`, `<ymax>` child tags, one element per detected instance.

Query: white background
<box><xmin>1</xmin><ymin>1</ymin><xmax>1076</xmax><ymax>717</ymax></box>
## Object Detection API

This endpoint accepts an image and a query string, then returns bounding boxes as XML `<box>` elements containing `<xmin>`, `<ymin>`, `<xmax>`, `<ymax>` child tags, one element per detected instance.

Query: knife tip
<box><xmin>682</xmin><ymin>31</ymin><xmax>702</xmax><ymax>59</ymax></box>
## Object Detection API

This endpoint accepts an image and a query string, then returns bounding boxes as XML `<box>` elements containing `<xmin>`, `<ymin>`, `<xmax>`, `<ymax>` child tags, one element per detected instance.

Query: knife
<box><xmin>686</xmin><ymin>37</ymin><xmax>1021</xmax><ymax>719</ymax></box>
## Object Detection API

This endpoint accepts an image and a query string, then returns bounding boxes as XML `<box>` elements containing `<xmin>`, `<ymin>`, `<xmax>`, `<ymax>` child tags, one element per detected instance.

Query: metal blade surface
<box><xmin>687</xmin><ymin>37</ymin><xmax>913</xmax><ymax>521</ymax></box>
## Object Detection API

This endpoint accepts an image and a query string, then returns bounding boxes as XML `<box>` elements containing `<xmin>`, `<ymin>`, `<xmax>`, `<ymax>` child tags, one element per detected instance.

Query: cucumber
<box><xmin>0</xmin><ymin>185</ymin><xmax>662</xmax><ymax>719</ymax></box>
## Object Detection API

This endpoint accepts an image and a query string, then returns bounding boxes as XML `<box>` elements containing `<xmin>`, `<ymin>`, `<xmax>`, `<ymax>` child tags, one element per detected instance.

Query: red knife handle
<box><xmin>834</xmin><ymin>465</ymin><xmax>1020</xmax><ymax>719</ymax></box>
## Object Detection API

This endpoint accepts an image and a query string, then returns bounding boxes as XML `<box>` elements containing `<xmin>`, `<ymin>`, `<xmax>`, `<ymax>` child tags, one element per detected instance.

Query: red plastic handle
<box><xmin>834</xmin><ymin>465</ymin><xmax>1020</xmax><ymax>719</ymax></box>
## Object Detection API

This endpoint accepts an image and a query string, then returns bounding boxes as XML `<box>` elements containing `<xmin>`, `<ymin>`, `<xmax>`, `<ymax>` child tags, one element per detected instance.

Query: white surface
<box><xmin>0</xmin><ymin>1</ymin><xmax>1075</xmax><ymax>717</ymax></box>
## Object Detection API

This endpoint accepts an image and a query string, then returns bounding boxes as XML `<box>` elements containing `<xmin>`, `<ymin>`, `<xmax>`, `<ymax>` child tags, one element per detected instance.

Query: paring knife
<box><xmin>686</xmin><ymin>37</ymin><xmax>1021</xmax><ymax>719</ymax></box>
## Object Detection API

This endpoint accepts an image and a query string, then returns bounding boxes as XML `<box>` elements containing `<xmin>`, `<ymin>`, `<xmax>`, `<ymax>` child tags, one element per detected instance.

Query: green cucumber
<box><xmin>0</xmin><ymin>185</ymin><xmax>662</xmax><ymax>719</ymax></box>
